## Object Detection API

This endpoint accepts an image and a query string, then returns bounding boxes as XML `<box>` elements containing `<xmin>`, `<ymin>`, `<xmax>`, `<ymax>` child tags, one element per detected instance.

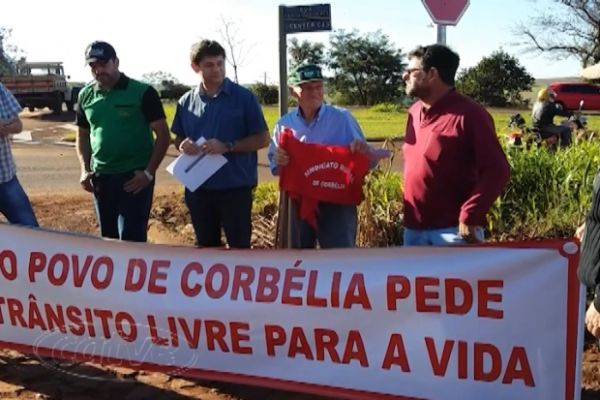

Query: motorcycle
<box><xmin>560</xmin><ymin>100</ymin><xmax>594</xmax><ymax>141</ymax></box>
<box><xmin>506</xmin><ymin>113</ymin><xmax>556</xmax><ymax>149</ymax></box>
<box><xmin>558</xmin><ymin>99</ymin><xmax>586</xmax><ymax>127</ymax></box>
<box><xmin>507</xmin><ymin>100</ymin><xmax>591</xmax><ymax>149</ymax></box>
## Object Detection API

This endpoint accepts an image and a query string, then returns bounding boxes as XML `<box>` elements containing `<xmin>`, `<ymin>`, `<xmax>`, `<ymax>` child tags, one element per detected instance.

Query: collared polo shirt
<box><xmin>76</xmin><ymin>74</ymin><xmax>165</xmax><ymax>173</ymax></box>
<box><xmin>402</xmin><ymin>89</ymin><xmax>510</xmax><ymax>229</ymax></box>
<box><xmin>268</xmin><ymin>103</ymin><xmax>365</xmax><ymax>174</ymax></box>
<box><xmin>0</xmin><ymin>83</ymin><xmax>22</xmax><ymax>183</ymax></box>
<box><xmin>171</xmin><ymin>78</ymin><xmax>268</xmax><ymax>190</ymax></box>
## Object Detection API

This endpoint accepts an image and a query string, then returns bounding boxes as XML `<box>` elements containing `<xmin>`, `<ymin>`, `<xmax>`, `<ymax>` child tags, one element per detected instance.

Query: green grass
<box><xmin>64</xmin><ymin>103</ymin><xmax>600</xmax><ymax>143</ymax></box>
<box><xmin>77</xmin><ymin>101</ymin><xmax>596</xmax><ymax>142</ymax></box>
<box><xmin>162</xmin><ymin>103</ymin><xmax>407</xmax><ymax>140</ymax></box>
<box><xmin>61</xmin><ymin>131</ymin><xmax>76</xmax><ymax>142</ymax></box>
<box><xmin>163</xmin><ymin>100</ymin><xmax>176</xmax><ymax>126</ymax></box>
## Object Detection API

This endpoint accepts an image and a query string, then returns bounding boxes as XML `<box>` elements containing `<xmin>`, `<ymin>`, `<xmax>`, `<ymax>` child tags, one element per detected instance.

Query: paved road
<box><xmin>13</xmin><ymin>110</ymin><xmax>403</xmax><ymax>194</ymax></box>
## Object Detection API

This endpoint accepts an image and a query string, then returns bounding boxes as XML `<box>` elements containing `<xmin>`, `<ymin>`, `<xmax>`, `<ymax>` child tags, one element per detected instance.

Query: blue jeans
<box><xmin>184</xmin><ymin>187</ymin><xmax>253</xmax><ymax>248</ymax></box>
<box><xmin>0</xmin><ymin>176</ymin><xmax>38</xmax><ymax>227</ymax></box>
<box><xmin>290</xmin><ymin>201</ymin><xmax>357</xmax><ymax>249</ymax></box>
<box><xmin>403</xmin><ymin>226</ymin><xmax>484</xmax><ymax>246</ymax></box>
<box><xmin>91</xmin><ymin>172</ymin><xmax>154</xmax><ymax>242</ymax></box>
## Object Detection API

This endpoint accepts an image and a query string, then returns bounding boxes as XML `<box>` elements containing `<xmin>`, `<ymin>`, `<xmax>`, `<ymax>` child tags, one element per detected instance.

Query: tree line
<box><xmin>253</xmin><ymin>31</ymin><xmax>535</xmax><ymax>108</ymax></box>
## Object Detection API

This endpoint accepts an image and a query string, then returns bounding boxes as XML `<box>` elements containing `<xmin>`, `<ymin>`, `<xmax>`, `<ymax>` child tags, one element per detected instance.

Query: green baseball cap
<box><xmin>288</xmin><ymin>64</ymin><xmax>324</xmax><ymax>86</ymax></box>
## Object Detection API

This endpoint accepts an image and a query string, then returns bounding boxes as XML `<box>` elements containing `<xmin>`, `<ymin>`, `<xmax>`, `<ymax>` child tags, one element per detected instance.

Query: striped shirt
<box><xmin>0</xmin><ymin>83</ymin><xmax>22</xmax><ymax>183</ymax></box>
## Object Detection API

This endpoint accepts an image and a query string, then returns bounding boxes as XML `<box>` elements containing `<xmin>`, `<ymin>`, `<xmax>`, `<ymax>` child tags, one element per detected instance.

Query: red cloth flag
<box><xmin>279</xmin><ymin>127</ymin><xmax>370</xmax><ymax>228</ymax></box>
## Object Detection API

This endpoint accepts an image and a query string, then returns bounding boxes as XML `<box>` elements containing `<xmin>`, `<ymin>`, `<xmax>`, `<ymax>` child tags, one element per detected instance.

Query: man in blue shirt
<box><xmin>0</xmin><ymin>82</ymin><xmax>38</xmax><ymax>227</ymax></box>
<box><xmin>268</xmin><ymin>64</ymin><xmax>374</xmax><ymax>249</ymax></box>
<box><xmin>171</xmin><ymin>40</ymin><xmax>269</xmax><ymax>248</ymax></box>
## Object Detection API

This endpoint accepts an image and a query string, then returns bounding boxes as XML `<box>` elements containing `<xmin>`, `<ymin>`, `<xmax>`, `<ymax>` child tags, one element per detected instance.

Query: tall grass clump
<box><xmin>488</xmin><ymin>141</ymin><xmax>600</xmax><ymax>241</ymax></box>
<box><xmin>357</xmin><ymin>169</ymin><xmax>403</xmax><ymax>247</ymax></box>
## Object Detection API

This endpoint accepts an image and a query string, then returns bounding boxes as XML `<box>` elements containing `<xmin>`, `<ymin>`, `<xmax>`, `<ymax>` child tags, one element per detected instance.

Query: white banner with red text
<box><xmin>0</xmin><ymin>224</ymin><xmax>584</xmax><ymax>400</ymax></box>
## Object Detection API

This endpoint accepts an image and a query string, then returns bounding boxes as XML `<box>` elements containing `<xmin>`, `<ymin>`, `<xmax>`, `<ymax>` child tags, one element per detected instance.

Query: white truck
<box><xmin>0</xmin><ymin>61</ymin><xmax>82</xmax><ymax>114</ymax></box>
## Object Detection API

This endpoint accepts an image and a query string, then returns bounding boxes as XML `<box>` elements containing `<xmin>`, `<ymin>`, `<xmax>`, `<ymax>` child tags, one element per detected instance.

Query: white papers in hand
<box><xmin>166</xmin><ymin>137</ymin><xmax>228</xmax><ymax>191</ymax></box>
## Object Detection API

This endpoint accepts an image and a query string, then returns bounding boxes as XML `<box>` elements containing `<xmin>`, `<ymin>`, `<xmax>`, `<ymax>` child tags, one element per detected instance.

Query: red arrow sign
<box><xmin>422</xmin><ymin>0</ymin><xmax>469</xmax><ymax>25</ymax></box>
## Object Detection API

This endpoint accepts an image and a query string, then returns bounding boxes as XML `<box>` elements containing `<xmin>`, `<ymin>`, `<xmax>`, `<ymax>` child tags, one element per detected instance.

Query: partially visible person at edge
<box><xmin>531</xmin><ymin>87</ymin><xmax>573</xmax><ymax>147</ymax></box>
<box><xmin>268</xmin><ymin>63</ymin><xmax>375</xmax><ymax>249</ymax></box>
<box><xmin>76</xmin><ymin>41</ymin><xmax>170</xmax><ymax>242</ymax></box>
<box><xmin>171</xmin><ymin>40</ymin><xmax>269</xmax><ymax>249</ymax></box>
<box><xmin>402</xmin><ymin>44</ymin><xmax>510</xmax><ymax>246</ymax></box>
<box><xmin>576</xmin><ymin>171</ymin><xmax>600</xmax><ymax>339</ymax></box>
<box><xmin>0</xmin><ymin>82</ymin><xmax>38</xmax><ymax>227</ymax></box>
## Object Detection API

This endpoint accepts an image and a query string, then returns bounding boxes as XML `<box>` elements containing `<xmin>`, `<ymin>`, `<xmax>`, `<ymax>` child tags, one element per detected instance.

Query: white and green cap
<box><xmin>288</xmin><ymin>64</ymin><xmax>324</xmax><ymax>86</ymax></box>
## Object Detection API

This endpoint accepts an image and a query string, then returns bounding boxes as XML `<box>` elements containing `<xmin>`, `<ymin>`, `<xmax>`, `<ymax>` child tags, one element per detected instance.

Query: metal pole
<box><xmin>276</xmin><ymin>5</ymin><xmax>291</xmax><ymax>249</ymax></box>
<box><xmin>436</xmin><ymin>24</ymin><xmax>446</xmax><ymax>45</ymax></box>
<box><xmin>278</xmin><ymin>5</ymin><xmax>288</xmax><ymax>117</ymax></box>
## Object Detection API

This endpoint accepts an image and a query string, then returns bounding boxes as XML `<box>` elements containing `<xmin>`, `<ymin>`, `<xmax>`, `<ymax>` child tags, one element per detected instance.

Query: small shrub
<box><xmin>253</xmin><ymin>182</ymin><xmax>279</xmax><ymax>214</ymax></box>
<box><xmin>247</xmin><ymin>83</ymin><xmax>279</xmax><ymax>105</ymax></box>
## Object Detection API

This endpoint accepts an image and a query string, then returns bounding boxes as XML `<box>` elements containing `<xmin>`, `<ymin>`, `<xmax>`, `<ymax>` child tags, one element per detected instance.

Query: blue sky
<box><xmin>1</xmin><ymin>0</ymin><xmax>582</xmax><ymax>85</ymax></box>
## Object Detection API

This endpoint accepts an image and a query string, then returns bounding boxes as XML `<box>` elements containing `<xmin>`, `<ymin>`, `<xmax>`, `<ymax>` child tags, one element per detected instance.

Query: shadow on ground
<box><xmin>0</xmin><ymin>352</ymin><xmax>193</xmax><ymax>400</ymax></box>
<box><xmin>0</xmin><ymin>349</ymin><xmax>332</xmax><ymax>400</ymax></box>
<box><xmin>36</xmin><ymin>110</ymin><xmax>76</xmax><ymax>123</ymax></box>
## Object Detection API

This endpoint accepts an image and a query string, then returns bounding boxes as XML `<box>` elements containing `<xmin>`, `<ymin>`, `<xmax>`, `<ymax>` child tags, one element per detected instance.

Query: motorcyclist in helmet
<box><xmin>531</xmin><ymin>87</ymin><xmax>573</xmax><ymax>147</ymax></box>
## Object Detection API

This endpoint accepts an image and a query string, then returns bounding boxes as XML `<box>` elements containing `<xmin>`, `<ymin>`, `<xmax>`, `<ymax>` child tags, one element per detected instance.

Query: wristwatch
<box><xmin>225</xmin><ymin>141</ymin><xmax>235</xmax><ymax>153</ymax></box>
<box><xmin>143</xmin><ymin>169</ymin><xmax>154</xmax><ymax>182</ymax></box>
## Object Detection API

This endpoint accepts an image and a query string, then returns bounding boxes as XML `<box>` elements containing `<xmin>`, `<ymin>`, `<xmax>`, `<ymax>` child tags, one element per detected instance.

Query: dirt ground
<box><xmin>1</xmin><ymin>189</ymin><xmax>599</xmax><ymax>399</ymax></box>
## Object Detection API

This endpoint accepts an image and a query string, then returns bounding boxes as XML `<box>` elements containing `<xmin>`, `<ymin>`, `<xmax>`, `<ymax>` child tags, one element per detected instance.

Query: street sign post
<box><xmin>278</xmin><ymin>3</ymin><xmax>332</xmax><ymax>118</ymax></box>
<box><xmin>283</xmin><ymin>4</ymin><xmax>331</xmax><ymax>34</ymax></box>
<box><xmin>421</xmin><ymin>0</ymin><xmax>469</xmax><ymax>44</ymax></box>
<box><xmin>277</xmin><ymin>4</ymin><xmax>332</xmax><ymax>249</ymax></box>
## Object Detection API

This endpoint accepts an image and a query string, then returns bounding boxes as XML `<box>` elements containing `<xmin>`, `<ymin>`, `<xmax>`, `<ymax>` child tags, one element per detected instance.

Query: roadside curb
<box><xmin>11</xmin><ymin>140</ymin><xmax>42</xmax><ymax>145</ymax></box>
<box><xmin>53</xmin><ymin>141</ymin><xmax>76</xmax><ymax>147</ymax></box>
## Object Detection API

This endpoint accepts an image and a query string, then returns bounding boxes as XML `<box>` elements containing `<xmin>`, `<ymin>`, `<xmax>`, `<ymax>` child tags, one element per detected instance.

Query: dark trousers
<box><xmin>184</xmin><ymin>187</ymin><xmax>253</xmax><ymax>248</ymax></box>
<box><xmin>92</xmin><ymin>171</ymin><xmax>154</xmax><ymax>242</ymax></box>
<box><xmin>540</xmin><ymin>124</ymin><xmax>572</xmax><ymax>147</ymax></box>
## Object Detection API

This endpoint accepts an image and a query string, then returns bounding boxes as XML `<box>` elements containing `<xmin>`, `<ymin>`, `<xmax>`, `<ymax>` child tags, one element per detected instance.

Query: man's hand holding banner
<box><xmin>278</xmin><ymin>127</ymin><xmax>370</xmax><ymax>227</ymax></box>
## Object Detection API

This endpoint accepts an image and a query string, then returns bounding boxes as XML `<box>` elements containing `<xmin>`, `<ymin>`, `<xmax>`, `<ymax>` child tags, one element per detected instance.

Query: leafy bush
<box><xmin>456</xmin><ymin>50</ymin><xmax>534</xmax><ymax>107</ymax></box>
<box><xmin>328</xmin><ymin>30</ymin><xmax>406</xmax><ymax>106</ymax></box>
<box><xmin>158</xmin><ymin>80</ymin><xmax>191</xmax><ymax>100</ymax></box>
<box><xmin>253</xmin><ymin>182</ymin><xmax>279</xmax><ymax>213</ymax></box>
<box><xmin>247</xmin><ymin>82</ymin><xmax>279</xmax><ymax>105</ymax></box>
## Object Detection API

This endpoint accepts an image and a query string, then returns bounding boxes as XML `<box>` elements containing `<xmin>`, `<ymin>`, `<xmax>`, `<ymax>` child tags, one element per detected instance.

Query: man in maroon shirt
<box><xmin>402</xmin><ymin>44</ymin><xmax>510</xmax><ymax>246</ymax></box>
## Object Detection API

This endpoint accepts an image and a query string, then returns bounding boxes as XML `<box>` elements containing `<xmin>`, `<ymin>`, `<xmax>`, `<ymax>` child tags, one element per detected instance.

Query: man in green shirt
<box><xmin>76</xmin><ymin>41</ymin><xmax>170</xmax><ymax>242</ymax></box>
